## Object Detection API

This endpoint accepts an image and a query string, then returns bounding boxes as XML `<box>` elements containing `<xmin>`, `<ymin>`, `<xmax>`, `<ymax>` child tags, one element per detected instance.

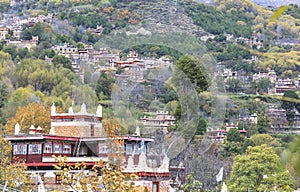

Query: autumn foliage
<box><xmin>54</xmin><ymin>155</ymin><xmax>138</xmax><ymax>192</ymax></box>
<box><xmin>5</xmin><ymin>102</ymin><xmax>51</xmax><ymax>135</ymax></box>
<box><xmin>0</xmin><ymin>138</ymin><xmax>29</xmax><ymax>189</ymax></box>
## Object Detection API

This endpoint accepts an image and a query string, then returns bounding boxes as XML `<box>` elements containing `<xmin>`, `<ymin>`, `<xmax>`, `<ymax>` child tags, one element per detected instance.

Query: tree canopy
<box><xmin>175</xmin><ymin>55</ymin><xmax>210</xmax><ymax>93</ymax></box>
<box><xmin>227</xmin><ymin>145</ymin><xmax>294</xmax><ymax>191</ymax></box>
<box><xmin>5</xmin><ymin>102</ymin><xmax>51</xmax><ymax>135</ymax></box>
<box><xmin>281</xmin><ymin>90</ymin><xmax>300</xmax><ymax>125</ymax></box>
<box><xmin>226</xmin><ymin>128</ymin><xmax>244</xmax><ymax>143</ymax></box>
<box><xmin>0</xmin><ymin>138</ymin><xmax>29</xmax><ymax>189</ymax></box>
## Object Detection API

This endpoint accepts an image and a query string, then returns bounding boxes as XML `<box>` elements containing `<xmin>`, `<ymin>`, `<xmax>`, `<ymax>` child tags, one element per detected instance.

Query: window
<box><xmin>134</xmin><ymin>144</ymin><xmax>140</xmax><ymax>154</ymax></box>
<box><xmin>91</xmin><ymin>125</ymin><xmax>94</xmax><ymax>137</ymax></box>
<box><xmin>28</xmin><ymin>144</ymin><xmax>42</xmax><ymax>154</ymax></box>
<box><xmin>63</xmin><ymin>144</ymin><xmax>71</xmax><ymax>154</ymax></box>
<box><xmin>98</xmin><ymin>143</ymin><xmax>107</xmax><ymax>154</ymax></box>
<box><xmin>13</xmin><ymin>144</ymin><xmax>27</xmax><ymax>155</ymax></box>
<box><xmin>55</xmin><ymin>174</ymin><xmax>62</xmax><ymax>184</ymax></box>
<box><xmin>53</xmin><ymin>143</ymin><xmax>62</xmax><ymax>153</ymax></box>
<box><xmin>125</xmin><ymin>144</ymin><xmax>133</xmax><ymax>155</ymax></box>
<box><xmin>44</xmin><ymin>142</ymin><xmax>52</xmax><ymax>153</ymax></box>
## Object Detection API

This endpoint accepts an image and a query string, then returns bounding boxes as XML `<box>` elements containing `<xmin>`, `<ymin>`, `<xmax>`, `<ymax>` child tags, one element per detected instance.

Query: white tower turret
<box><xmin>96</xmin><ymin>104</ymin><xmax>102</xmax><ymax>117</ymax></box>
<box><xmin>14</xmin><ymin>123</ymin><xmax>20</xmax><ymax>135</ymax></box>
<box><xmin>51</xmin><ymin>103</ymin><xmax>56</xmax><ymax>116</ymax></box>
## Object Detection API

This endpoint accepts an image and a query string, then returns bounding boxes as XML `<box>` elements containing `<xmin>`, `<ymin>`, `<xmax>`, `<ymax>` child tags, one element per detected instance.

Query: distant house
<box><xmin>293</xmin><ymin>109</ymin><xmax>300</xmax><ymax>129</ymax></box>
<box><xmin>219</xmin><ymin>68</ymin><xmax>237</xmax><ymax>82</ymax></box>
<box><xmin>52</xmin><ymin>43</ymin><xmax>78</xmax><ymax>58</ymax></box>
<box><xmin>266</xmin><ymin>105</ymin><xmax>289</xmax><ymax>130</ymax></box>
<box><xmin>295</xmin><ymin>75</ymin><xmax>300</xmax><ymax>88</ymax></box>
<box><xmin>141</xmin><ymin>111</ymin><xmax>176</xmax><ymax>133</ymax></box>
<box><xmin>275</xmin><ymin>38</ymin><xmax>298</xmax><ymax>46</ymax></box>
<box><xmin>253</xmin><ymin>69</ymin><xmax>277</xmax><ymax>83</ymax></box>
<box><xmin>0</xmin><ymin>27</ymin><xmax>9</xmax><ymax>40</ymax></box>
<box><xmin>239</xmin><ymin>113</ymin><xmax>258</xmax><ymax>124</ymax></box>
<box><xmin>207</xmin><ymin>122</ymin><xmax>247</xmax><ymax>142</ymax></box>
<box><xmin>272</xmin><ymin>78</ymin><xmax>297</xmax><ymax>95</ymax></box>
<box><xmin>200</xmin><ymin>34</ymin><xmax>215</xmax><ymax>41</ymax></box>
<box><xmin>7</xmin><ymin>36</ymin><xmax>38</xmax><ymax>49</ymax></box>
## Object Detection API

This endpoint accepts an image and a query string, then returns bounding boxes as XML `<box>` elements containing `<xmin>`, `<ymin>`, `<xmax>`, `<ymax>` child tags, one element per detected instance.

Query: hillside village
<box><xmin>0</xmin><ymin>0</ymin><xmax>300</xmax><ymax>191</ymax></box>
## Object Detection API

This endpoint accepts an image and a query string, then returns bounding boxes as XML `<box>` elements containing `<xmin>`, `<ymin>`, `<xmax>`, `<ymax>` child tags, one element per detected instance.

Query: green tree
<box><xmin>257</xmin><ymin>113</ymin><xmax>271</xmax><ymax>133</ymax></box>
<box><xmin>183</xmin><ymin>174</ymin><xmax>202</xmax><ymax>192</ymax></box>
<box><xmin>226</xmin><ymin>78</ymin><xmax>243</xmax><ymax>93</ymax></box>
<box><xmin>52</xmin><ymin>55</ymin><xmax>73</xmax><ymax>72</ymax></box>
<box><xmin>242</xmin><ymin>138</ymin><xmax>255</xmax><ymax>152</ymax></box>
<box><xmin>255</xmin><ymin>78</ymin><xmax>272</xmax><ymax>94</ymax></box>
<box><xmin>20</xmin><ymin>29</ymin><xmax>32</xmax><ymax>40</ymax></box>
<box><xmin>0</xmin><ymin>83</ymin><xmax>8</xmax><ymax>124</ymax></box>
<box><xmin>226</xmin><ymin>128</ymin><xmax>244</xmax><ymax>143</ymax></box>
<box><xmin>2</xmin><ymin>45</ymin><xmax>17</xmax><ymax>59</ymax></box>
<box><xmin>15</xmin><ymin>58</ymin><xmax>76</xmax><ymax>94</ymax></box>
<box><xmin>222</xmin><ymin>128</ymin><xmax>245</xmax><ymax>157</ymax></box>
<box><xmin>281</xmin><ymin>90</ymin><xmax>300</xmax><ymax>125</ymax></box>
<box><xmin>17</xmin><ymin>48</ymin><xmax>29</xmax><ymax>59</ymax></box>
<box><xmin>251</xmin><ymin>134</ymin><xmax>281</xmax><ymax>148</ymax></box>
<box><xmin>223</xmin><ymin>141</ymin><xmax>243</xmax><ymax>157</ymax></box>
<box><xmin>0</xmin><ymin>83</ymin><xmax>8</xmax><ymax>110</ymax></box>
<box><xmin>287</xmin><ymin>136</ymin><xmax>300</xmax><ymax>178</ymax></box>
<box><xmin>195</xmin><ymin>118</ymin><xmax>207</xmax><ymax>135</ymax></box>
<box><xmin>3</xmin><ymin>86</ymin><xmax>38</xmax><ymax>118</ymax></box>
<box><xmin>95</xmin><ymin>73</ymin><xmax>115</xmax><ymax>99</ymax></box>
<box><xmin>175</xmin><ymin>55</ymin><xmax>210</xmax><ymax>93</ymax></box>
<box><xmin>227</xmin><ymin>145</ymin><xmax>294</xmax><ymax>191</ymax></box>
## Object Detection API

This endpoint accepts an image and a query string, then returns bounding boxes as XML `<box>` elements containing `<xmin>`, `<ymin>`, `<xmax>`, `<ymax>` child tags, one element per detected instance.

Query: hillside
<box><xmin>0</xmin><ymin>0</ymin><xmax>300</xmax><ymax>190</ymax></box>
<box><xmin>251</xmin><ymin>0</ymin><xmax>300</xmax><ymax>7</ymax></box>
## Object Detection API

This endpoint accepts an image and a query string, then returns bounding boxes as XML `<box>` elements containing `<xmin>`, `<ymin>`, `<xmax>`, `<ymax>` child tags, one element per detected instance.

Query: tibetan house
<box><xmin>5</xmin><ymin>104</ymin><xmax>172</xmax><ymax>192</ymax></box>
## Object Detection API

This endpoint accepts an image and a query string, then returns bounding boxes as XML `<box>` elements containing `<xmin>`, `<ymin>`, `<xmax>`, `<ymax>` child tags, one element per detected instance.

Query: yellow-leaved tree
<box><xmin>5</xmin><ymin>102</ymin><xmax>51</xmax><ymax>135</ymax></box>
<box><xmin>54</xmin><ymin>156</ymin><xmax>138</xmax><ymax>192</ymax></box>
<box><xmin>0</xmin><ymin>138</ymin><xmax>29</xmax><ymax>189</ymax></box>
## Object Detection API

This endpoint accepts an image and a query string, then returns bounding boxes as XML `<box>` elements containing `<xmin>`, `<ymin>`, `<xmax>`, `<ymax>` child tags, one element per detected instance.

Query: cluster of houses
<box><xmin>218</xmin><ymin>67</ymin><xmax>299</xmax><ymax>95</ymax></box>
<box><xmin>0</xmin><ymin>14</ymin><xmax>53</xmax><ymax>49</ymax></box>
<box><xmin>235</xmin><ymin>32</ymin><xmax>264</xmax><ymax>49</ymax></box>
<box><xmin>207</xmin><ymin>122</ymin><xmax>247</xmax><ymax>142</ymax></box>
<box><xmin>50</xmin><ymin>43</ymin><xmax>119</xmax><ymax>74</ymax></box>
<box><xmin>207</xmin><ymin>103</ymin><xmax>300</xmax><ymax>142</ymax></box>
<box><xmin>200</xmin><ymin>32</ymin><xmax>264</xmax><ymax>50</ymax></box>
<box><xmin>51</xmin><ymin>45</ymin><xmax>172</xmax><ymax>83</ymax></box>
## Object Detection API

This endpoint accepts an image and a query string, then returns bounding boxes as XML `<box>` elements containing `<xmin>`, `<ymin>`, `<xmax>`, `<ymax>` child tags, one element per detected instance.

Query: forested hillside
<box><xmin>0</xmin><ymin>0</ymin><xmax>300</xmax><ymax>190</ymax></box>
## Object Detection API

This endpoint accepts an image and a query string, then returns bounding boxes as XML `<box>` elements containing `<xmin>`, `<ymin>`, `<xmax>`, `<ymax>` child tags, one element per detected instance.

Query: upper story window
<box><xmin>63</xmin><ymin>144</ymin><xmax>71</xmax><ymax>154</ymax></box>
<box><xmin>91</xmin><ymin>125</ymin><xmax>94</xmax><ymax>137</ymax></box>
<box><xmin>44</xmin><ymin>142</ymin><xmax>52</xmax><ymax>153</ymax></box>
<box><xmin>98</xmin><ymin>143</ymin><xmax>108</xmax><ymax>154</ymax></box>
<box><xmin>125</xmin><ymin>144</ymin><xmax>133</xmax><ymax>155</ymax></box>
<box><xmin>134</xmin><ymin>144</ymin><xmax>140</xmax><ymax>154</ymax></box>
<box><xmin>28</xmin><ymin>144</ymin><xmax>42</xmax><ymax>154</ymax></box>
<box><xmin>13</xmin><ymin>144</ymin><xmax>27</xmax><ymax>155</ymax></box>
<box><xmin>53</xmin><ymin>143</ymin><xmax>62</xmax><ymax>153</ymax></box>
